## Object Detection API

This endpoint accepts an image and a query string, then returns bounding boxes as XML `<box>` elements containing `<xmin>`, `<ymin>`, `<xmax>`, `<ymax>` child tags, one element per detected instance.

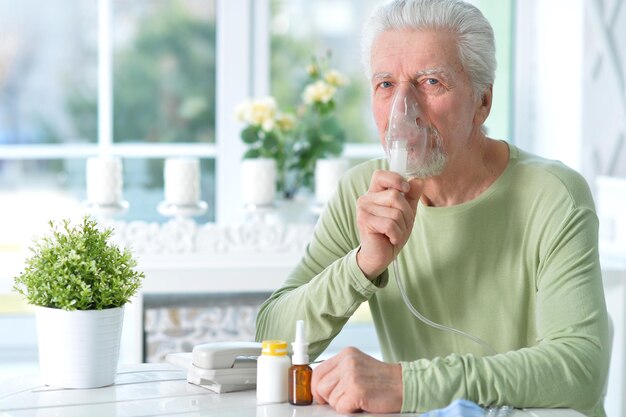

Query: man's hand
<box><xmin>356</xmin><ymin>170</ymin><xmax>422</xmax><ymax>279</ymax></box>
<box><xmin>312</xmin><ymin>347</ymin><xmax>403</xmax><ymax>414</ymax></box>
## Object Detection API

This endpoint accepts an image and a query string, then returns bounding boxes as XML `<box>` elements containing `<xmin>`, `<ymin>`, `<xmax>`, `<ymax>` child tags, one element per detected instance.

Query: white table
<box><xmin>0</xmin><ymin>364</ymin><xmax>585</xmax><ymax>417</ymax></box>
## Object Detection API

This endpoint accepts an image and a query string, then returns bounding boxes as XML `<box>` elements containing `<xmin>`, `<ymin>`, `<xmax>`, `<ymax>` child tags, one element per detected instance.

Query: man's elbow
<box><xmin>562</xmin><ymin>336</ymin><xmax>610</xmax><ymax>412</ymax></box>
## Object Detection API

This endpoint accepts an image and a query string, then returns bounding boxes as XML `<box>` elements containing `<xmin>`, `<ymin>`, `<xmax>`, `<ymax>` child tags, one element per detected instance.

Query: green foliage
<box><xmin>237</xmin><ymin>52</ymin><xmax>347</xmax><ymax>198</ymax></box>
<box><xmin>270</xmin><ymin>6</ymin><xmax>372</xmax><ymax>146</ymax></box>
<box><xmin>289</xmin><ymin>105</ymin><xmax>346</xmax><ymax>192</ymax></box>
<box><xmin>65</xmin><ymin>1</ymin><xmax>216</xmax><ymax>144</ymax></box>
<box><xmin>13</xmin><ymin>216</ymin><xmax>145</xmax><ymax>311</ymax></box>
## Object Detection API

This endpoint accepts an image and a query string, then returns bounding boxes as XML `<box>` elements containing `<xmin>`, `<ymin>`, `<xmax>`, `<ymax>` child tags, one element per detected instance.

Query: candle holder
<box><xmin>310</xmin><ymin>158</ymin><xmax>348</xmax><ymax>216</ymax></box>
<box><xmin>84</xmin><ymin>156</ymin><xmax>128</xmax><ymax>219</ymax></box>
<box><xmin>157</xmin><ymin>200</ymin><xmax>208</xmax><ymax>218</ymax></box>
<box><xmin>84</xmin><ymin>200</ymin><xmax>130</xmax><ymax>219</ymax></box>
<box><xmin>159</xmin><ymin>157</ymin><xmax>208</xmax><ymax>219</ymax></box>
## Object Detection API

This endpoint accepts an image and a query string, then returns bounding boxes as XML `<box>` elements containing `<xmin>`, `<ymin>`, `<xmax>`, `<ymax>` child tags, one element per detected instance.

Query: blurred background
<box><xmin>0</xmin><ymin>0</ymin><xmax>623</xmax><ymax>230</ymax></box>
<box><xmin>0</xmin><ymin>0</ymin><xmax>625</xmax><ymax>414</ymax></box>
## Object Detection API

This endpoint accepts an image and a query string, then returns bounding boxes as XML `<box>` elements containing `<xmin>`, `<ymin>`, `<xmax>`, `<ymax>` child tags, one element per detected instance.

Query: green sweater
<box><xmin>255</xmin><ymin>144</ymin><xmax>609</xmax><ymax>416</ymax></box>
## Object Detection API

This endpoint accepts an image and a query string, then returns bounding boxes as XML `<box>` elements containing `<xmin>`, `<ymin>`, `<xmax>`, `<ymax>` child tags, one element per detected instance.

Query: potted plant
<box><xmin>13</xmin><ymin>216</ymin><xmax>145</xmax><ymax>388</ymax></box>
<box><xmin>234</xmin><ymin>52</ymin><xmax>347</xmax><ymax>202</ymax></box>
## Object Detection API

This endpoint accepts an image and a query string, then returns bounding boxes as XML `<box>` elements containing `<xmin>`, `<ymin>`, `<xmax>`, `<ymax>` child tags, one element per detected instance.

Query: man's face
<box><xmin>370</xmin><ymin>29</ymin><xmax>486</xmax><ymax>175</ymax></box>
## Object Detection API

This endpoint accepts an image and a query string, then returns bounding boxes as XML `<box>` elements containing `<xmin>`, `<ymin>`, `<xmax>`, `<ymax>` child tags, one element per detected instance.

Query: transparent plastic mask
<box><xmin>385</xmin><ymin>82</ymin><xmax>429</xmax><ymax>178</ymax></box>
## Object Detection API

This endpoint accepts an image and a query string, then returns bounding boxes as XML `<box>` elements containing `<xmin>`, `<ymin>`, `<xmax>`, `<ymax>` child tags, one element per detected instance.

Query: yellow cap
<box><xmin>261</xmin><ymin>340</ymin><xmax>288</xmax><ymax>356</ymax></box>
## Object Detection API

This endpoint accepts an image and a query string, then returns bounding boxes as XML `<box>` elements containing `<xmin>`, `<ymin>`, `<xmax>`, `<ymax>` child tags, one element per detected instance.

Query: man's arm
<box><xmin>255</xmin><ymin>162</ymin><xmax>383</xmax><ymax>357</ymax></box>
<box><xmin>399</xmin><ymin>207</ymin><xmax>609</xmax><ymax>415</ymax></box>
<box><xmin>308</xmin><ymin>206</ymin><xmax>609</xmax><ymax>416</ymax></box>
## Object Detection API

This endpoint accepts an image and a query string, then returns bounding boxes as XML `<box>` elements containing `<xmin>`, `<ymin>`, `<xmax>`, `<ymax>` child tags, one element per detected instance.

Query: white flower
<box><xmin>306</xmin><ymin>63</ymin><xmax>319</xmax><ymax>76</ymax></box>
<box><xmin>234</xmin><ymin>98</ymin><xmax>251</xmax><ymax>122</ymax></box>
<box><xmin>303</xmin><ymin>80</ymin><xmax>336</xmax><ymax>105</ymax></box>
<box><xmin>275</xmin><ymin>112</ymin><xmax>296</xmax><ymax>132</ymax></box>
<box><xmin>261</xmin><ymin>118</ymin><xmax>275</xmax><ymax>132</ymax></box>
<box><xmin>234</xmin><ymin>97</ymin><xmax>278</xmax><ymax>128</ymax></box>
<box><xmin>324</xmin><ymin>69</ymin><xmax>347</xmax><ymax>87</ymax></box>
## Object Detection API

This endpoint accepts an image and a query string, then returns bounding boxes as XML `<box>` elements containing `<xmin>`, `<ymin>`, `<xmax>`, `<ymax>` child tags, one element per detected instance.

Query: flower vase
<box><xmin>241</xmin><ymin>158</ymin><xmax>276</xmax><ymax>207</ymax></box>
<box><xmin>314</xmin><ymin>158</ymin><xmax>348</xmax><ymax>205</ymax></box>
<box><xmin>35</xmin><ymin>306</ymin><xmax>125</xmax><ymax>388</ymax></box>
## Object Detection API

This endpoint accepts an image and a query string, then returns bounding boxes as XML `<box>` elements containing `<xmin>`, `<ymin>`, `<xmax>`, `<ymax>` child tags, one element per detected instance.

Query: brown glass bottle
<box><xmin>288</xmin><ymin>364</ymin><xmax>313</xmax><ymax>405</ymax></box>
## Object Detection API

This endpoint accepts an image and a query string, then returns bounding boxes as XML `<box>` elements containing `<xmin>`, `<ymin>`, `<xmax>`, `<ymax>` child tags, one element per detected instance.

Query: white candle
<box><xmin>315</xmin><ymin>158</ymin><xmax>348</xmax><ymax>205</ymax></box>
<box><xmin>164</xmin><ymin>158</ymin><xmax>201</xmax><ymax>205</ymax></box>
<box><xmin>241</xmin><ymin>158</ymin><xmax>276</xmax><ymax>206</ymax></box>
<box><xmin>86</xmin><ymin>157</ymin><xmax>123</xmax><ymax>205</ymax></box>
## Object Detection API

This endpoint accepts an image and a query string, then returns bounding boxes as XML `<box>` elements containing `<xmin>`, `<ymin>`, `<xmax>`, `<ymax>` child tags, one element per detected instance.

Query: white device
<box><xmin>166</xmin><ymin>341</ymin><xmax>262</xmax><ymax>393</ymax></box>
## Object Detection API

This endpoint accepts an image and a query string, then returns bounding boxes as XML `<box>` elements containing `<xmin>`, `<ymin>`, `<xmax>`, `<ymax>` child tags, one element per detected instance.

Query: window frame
<box><xmin>0</xmin><ymin>0</ymin><xmax>387</xmax><ymax>225</ymax></box>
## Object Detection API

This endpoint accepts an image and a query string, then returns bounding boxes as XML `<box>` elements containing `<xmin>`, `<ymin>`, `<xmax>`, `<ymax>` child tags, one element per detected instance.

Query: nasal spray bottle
<box><xmin>288</xmin><ymin>320</ymin><xmax>313</xmax><ymax>405</ymax></box>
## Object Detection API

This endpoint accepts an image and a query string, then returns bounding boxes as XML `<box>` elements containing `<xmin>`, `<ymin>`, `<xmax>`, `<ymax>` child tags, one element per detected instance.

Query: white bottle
<box><xmin>256</xmin><ymin>340</ymin><xmax>290</xmax><ymax>404</ymax></box>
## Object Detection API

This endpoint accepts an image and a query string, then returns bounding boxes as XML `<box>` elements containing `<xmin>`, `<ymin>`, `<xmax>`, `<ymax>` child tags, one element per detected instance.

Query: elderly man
<box><xmin>255</xmin><ymin>0</ymin><xmax>609</xmax><ymax>415</ymax></box>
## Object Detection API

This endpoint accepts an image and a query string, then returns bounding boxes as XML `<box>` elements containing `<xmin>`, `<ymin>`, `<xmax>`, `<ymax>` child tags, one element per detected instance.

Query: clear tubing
<box><xmin>392</xmin><ymin>257</ymin><xmax>497</xmax><ymax>356</ymax></box>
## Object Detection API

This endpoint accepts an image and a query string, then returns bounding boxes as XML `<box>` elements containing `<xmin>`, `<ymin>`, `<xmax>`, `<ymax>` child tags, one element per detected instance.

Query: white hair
<box><xmin>361</xmin><ymin>0</ymin><xmax>496</xmax><ymax>97</ymax></box>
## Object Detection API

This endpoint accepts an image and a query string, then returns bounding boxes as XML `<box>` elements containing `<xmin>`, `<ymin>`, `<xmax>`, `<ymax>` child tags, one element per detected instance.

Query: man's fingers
<box><xmin>359</xmin><ymin>201</ymin><xmax>409</xmax><ymax>230</ymax></box>
<box><xmin>359</xmin><ymin>211</ymin><xmax>404</xmax><ymax>245</ymax></box>
<box><xmin>311</xmin><ymin>354</ymin><xmax>344</xmax><ymax>404</ymax></box>
<box><xmin>358</xmin><ymin>189</ymin><xmax>415</xmax><ymax>229</ymax></box>
<box><xmin>405</xmin><ymin>178</ymin><xmax>424</xmax><ymax>209</ymax></box>
<box><xmin>329</xmin><ymin>389</ymin><xmax>363</xmax><ymax>415</ymax></box>
<box><xmin>368</xmin><ymin>169</ymin><xmax>410</xmax><ymax>193</ymax></box>
<box><xmin>312</xmin><ymin>365</ymin><xmax>340</xmax><ymax>406</ymax></box>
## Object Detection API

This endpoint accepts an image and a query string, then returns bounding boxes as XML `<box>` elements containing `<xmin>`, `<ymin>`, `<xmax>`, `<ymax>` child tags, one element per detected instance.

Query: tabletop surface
<box><xmin>0</xmin><ymin>363</ymin><xmax>585</xmax><ymax>417</ymax></box>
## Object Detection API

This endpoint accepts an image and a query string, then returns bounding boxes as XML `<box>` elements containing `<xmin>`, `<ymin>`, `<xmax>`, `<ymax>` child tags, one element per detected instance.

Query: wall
<box><xmin>513</xmin><ymin>0</ymin><xmax>584</xmax><ymax>174</ymax></box>
<box><xmin>583</xmin><ymin>0</ymin><xmax>626</xmax><ymax>180</ymax></box>
<box><xmin>515</xmin><ymin>0</ymin><xmax>626</xmax><ymax>183</ymax></box>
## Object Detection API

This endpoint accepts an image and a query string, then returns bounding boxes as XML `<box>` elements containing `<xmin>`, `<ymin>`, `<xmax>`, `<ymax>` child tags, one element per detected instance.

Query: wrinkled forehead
<box><xmin>369</xmin><ymin>29</ymin><xmax>465</xmax><ymax>81</ymax></box>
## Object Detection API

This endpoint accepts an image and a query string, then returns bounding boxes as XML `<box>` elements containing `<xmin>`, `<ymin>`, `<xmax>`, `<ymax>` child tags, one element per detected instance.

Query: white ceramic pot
<box><xmin>315</xmin><ymin>158</ymin><xmax>349</xmax><ymax>205</ymax></box>
<box><xmin>241</xmin><ymin>158</ymin><xmax>276</xmax><ymax>206</ymax></box>
<box><xmin>35</xmin><ymin>306</ymin><xmax>124</xmax><ymax>388</ymax></box>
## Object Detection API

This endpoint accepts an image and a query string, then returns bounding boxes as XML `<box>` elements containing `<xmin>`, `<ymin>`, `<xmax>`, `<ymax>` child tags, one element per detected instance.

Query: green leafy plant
<box><xmin>235</xmin><ymin>52</ymin><xmax>347</xmax><ymax>198</ymax></box>
<box><xmin>13</xmin><ymin>216</ymin><xmax>145</xmax><ymax>310</ymax></box>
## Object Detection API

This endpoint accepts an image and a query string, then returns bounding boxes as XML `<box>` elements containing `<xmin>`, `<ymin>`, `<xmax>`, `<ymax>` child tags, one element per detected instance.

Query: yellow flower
<box><xmin>324</xmin><ymin>69</ymin><xmax>347</xmax><ymax>87</ymax></box>
<box><xmin>234</xmin><ymin>96</ymin><xmax>278</xmax><ymax>129</ymax></box>
<box><xmin>306</xmin><ymin>63</ymin><xmax>319</xmax><ymax>77</ymax></box>
<box><xmin>275</xmin><ymin>112</ymin><xmax>296</xmax><ymax>132</ymax></box>
<box><xmin>234</xmin><ymin>98</ymin><xmax>251</xmax><ymax>122</ymax></box>
<box><xmin>302</xmin><ymin>80</ymin><xmax>336</xmax><ymax>105</ymax></box>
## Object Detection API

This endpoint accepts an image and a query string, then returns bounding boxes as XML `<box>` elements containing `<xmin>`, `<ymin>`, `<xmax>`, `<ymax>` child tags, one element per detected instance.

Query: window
<box><xmin>271</xmin><ymin>0</ymin><xmax>381</xmax><ymax>146</ymax></box>
<box><xmin>0</xmin><ymin>0</ymin><xmax>218</xmax><ymax>250</ymax></box>
<box><xmin>0</xmin><ymin>0</ymin><xmax>516</xmax><ymax>379</ymax></box>
<box><xmin>0</xmin><ymin>0</ymin><xmax>514</xmax><ymax>239</ymax></box>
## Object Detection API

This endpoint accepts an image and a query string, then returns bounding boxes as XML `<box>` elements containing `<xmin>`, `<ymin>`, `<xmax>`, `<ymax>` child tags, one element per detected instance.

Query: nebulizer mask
<box><xmin>385</xmin><ymin>82</ymin><xmax>497</xmax><ymax>356</ymax></box>
<box><xmin>385</xmin><ymin>82</ymin><xmax>430</xmax><ymax>178</ymax></box>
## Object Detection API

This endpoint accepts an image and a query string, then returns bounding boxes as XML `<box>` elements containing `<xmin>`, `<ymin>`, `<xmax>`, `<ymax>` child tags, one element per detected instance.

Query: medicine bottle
<box><xmin>288</xmin><ymin>320</ymin><xmax>313</xmax><ymax>405</ymax></box>
<box><xmin>256</xmin><ymin>339</ymin><xmax>290</xmax><ymax>404</ymax></box>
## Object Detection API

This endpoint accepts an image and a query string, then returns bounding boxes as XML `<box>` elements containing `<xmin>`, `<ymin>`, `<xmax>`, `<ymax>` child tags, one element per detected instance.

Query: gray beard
<box><xmin>405</xmin><ymin>128</ymin><xmax>447</xmax><ymax>179</ymax></box>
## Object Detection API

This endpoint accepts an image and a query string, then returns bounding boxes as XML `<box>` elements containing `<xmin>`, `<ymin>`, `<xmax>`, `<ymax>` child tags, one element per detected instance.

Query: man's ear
<box><xmin>474</xmin><ymin>84</ymin><xmax>493</xmax><ymax>126</ymax></box>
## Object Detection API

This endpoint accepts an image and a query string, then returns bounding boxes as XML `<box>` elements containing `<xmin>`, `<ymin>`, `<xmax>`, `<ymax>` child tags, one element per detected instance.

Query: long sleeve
<box><xmin>400</xmin><ymin>207</ymin><xmax>610</xmax><ymax>416</ymax></box>
<box><xmin>255</xmin><ymin>145</ymin><xmax>610</xmax><ymax>416</ymax></box>
<box><xmin>255</xmin><ymin>162</ymin><xmax>385</xmax><ymax>358</ymax></box>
